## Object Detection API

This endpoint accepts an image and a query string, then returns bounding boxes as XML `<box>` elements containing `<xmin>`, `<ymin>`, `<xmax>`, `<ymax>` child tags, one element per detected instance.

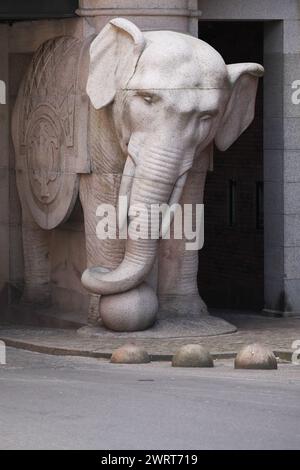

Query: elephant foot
<box><xmin>99</xmin><ymin>283</ymin><xmax>158</xmax><ymax>332</ymax></box>
<box><xmin>22</xmin><ymin>283</ymin><xmax>51</xmax><ymax>306</ymax></box>
<box><xmin>158</xmin><ymin>293</ymin><xmax>208</xmax><ymax>318</ymax></box>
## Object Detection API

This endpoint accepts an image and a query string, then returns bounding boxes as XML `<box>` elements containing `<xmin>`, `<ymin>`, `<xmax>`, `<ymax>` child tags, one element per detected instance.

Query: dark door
<box><xmin>0</xmin><ymin>1</ymin><xmax>78</xmax><ymax>20</ymax></box>
<box><xmin>197</xmin><ymin>22</ymin><xmax>264</xmax><ymax>310</ymax></box>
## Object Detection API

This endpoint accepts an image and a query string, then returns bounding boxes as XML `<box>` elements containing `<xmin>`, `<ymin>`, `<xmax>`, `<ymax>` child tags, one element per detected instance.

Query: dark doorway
<box><xmin>0</xmin><ymin>0</ymin><xmax>78</xmax><ymax>20</ymax></box>
<box><xmin>197</xmin><ymin>21</ymin><xmax>264</xmax><ymax>310</ymax></box>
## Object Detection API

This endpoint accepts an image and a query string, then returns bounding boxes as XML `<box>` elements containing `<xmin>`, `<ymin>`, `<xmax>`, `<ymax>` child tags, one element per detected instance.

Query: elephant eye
<box><xmin>200</xmin><ymin>110</ymin><xmax>218</xmax><ymax>121</ymax></box>
<box><xmin>142</xmin><ymin>94</ymin><xmax>153</xmax><ymax>104</ymax></box>
<box><xmin>136</xmin><ymin>92</ymin><xmax>154</xmax><ymax>104</ymax></box>
<box><xmin>200</xmin><ymin>114</ymin><xmax>213</xmax><ymax>121</ymax></box>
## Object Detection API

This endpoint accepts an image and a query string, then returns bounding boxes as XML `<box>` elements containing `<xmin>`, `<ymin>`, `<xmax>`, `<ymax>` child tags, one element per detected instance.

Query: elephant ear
<box><xmin>215</xmin><ymin>63</ymin><xmax>264</xmax><ymax>151</ymax></box>
<box><xmin>86</xmin><ymin>18</ymin><xmax>146</xmax><ymax>109</ymax></box>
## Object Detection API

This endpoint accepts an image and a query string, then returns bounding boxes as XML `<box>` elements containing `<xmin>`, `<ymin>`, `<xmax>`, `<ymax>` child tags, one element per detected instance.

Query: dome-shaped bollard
<box><xmin>110</xmin><ymin>344</ymin><xmax>151</xmax><ymax>364</ymax></box>
<box><xmin>235</xmin><ymin>343</ymin><xmax>277</xmax><ymax>370</ymax></box>
<box><xmin>172</xmin><ymin>344</ymin><xmax>214</xmax><ymax>368</ymax></box>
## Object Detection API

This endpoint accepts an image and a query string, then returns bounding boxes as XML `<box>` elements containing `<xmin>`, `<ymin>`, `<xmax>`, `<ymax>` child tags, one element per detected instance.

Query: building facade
<box><xmin>0</xmin><ymin>0</ymin><xmax>300</xmax><ymax>321</ymax></box>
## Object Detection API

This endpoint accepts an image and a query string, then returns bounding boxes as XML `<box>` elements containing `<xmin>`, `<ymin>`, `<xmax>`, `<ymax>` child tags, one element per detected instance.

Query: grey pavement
<box><xmin>0</xmin><ymin>348</ymin><xmax>300</xmax><ymax>450</ymax></box>
<box><xmin>1</xmin><ymin>312</ymin><xmax>300</xmax><ymax>359</ymax></box>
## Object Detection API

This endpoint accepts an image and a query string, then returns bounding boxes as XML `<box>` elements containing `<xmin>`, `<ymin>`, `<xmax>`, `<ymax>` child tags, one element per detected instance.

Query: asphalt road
<box><xmin>0</xmin><ymin>347</ymin><xmax>299</xmax><ymax>450</ymax></box>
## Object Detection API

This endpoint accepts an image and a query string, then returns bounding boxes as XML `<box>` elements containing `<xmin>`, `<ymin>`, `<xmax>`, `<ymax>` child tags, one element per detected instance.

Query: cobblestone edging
<box><xmin>0</xmin><ymin>313</ymin><xmax>299</xmax><ymax>362</ymax></box>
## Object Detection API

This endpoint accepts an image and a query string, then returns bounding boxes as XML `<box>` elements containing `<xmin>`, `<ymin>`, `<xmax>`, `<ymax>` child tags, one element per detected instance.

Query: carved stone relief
<box><xmin>15</xmin><ymin>36</ymin><xmax>90</xmax><ymax>230</ymax></box>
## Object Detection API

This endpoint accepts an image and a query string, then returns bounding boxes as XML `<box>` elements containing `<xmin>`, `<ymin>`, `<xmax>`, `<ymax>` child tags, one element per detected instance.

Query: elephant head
<box><xmin>81</xmin><ymin>18</ymin><xmax>264</xmax><ymax>295</ymax></box>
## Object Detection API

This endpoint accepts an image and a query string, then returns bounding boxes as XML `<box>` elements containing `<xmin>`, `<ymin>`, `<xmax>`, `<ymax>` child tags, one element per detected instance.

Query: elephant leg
<box><xmin>79</xmin><ymin>172</ymin><xmax>125</xmax><ymax>325</ymax></box>
<box><xmin>79</xmin><ymin>172</ymin><xmax>158</xmax><ymax>331</ymax></box>
<box><xmin>21</xmin><ymin>199</ymin><xmax>51</xmax><ymax>305</ymax></box>
<box><xmin>158</xmin><ymin>145</ymin><xmax>211</xmax><ymax>317</ymax></box>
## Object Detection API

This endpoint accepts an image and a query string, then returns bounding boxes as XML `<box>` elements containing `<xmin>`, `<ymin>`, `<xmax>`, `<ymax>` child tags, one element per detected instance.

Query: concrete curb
<box><xmin>0</xmin><ymin>336</ymin><xmax>294</xmax><ymax>363</ymax></box>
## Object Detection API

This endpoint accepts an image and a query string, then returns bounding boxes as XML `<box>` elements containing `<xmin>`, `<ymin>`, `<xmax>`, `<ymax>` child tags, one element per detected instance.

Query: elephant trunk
<box><xmin>81</xmin><ymin>143</ymin><xmax>190</xmax><ymax>295</ymax></box>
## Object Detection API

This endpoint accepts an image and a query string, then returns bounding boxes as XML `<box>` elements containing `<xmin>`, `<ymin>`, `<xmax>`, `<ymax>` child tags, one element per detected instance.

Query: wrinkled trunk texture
<box><xmin>82</xmin><ymin>143</ymin><xmax>186</xmax><ymax>295</ymax></box>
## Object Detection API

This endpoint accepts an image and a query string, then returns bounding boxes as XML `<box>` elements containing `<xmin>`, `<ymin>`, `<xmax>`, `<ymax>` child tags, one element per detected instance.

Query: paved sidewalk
<box><xmin>1</xmin><ymin>311</ymin><xmax>300</xmax><ymax>359</ymax></box>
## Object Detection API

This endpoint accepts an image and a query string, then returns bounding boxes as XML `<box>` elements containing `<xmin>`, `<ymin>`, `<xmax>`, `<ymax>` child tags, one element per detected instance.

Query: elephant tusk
<box><xmin>117</xmin><ymin>155</ymin><xmax>135</xmax><ymax>234</ymax></box>
<box><xmin>168</xmin><ymin>171</ymin><xmax>188</xmax><ymax>207</ymax></box>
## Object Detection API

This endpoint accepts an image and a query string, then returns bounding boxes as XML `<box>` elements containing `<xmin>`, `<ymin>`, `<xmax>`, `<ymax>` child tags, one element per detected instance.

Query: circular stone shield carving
<box><xmin>16</xmin><ymin>36</ymin><xmax>89</xmax><ymax>230</ymax></box>
<box><xmin>27</xmin><ymin>108</ymin><xmax>62</xmax><ymax>206</ymax></box>
<box><xmin>22</xmin><ymin>104</ymin><xmax>78</xmax><ymax>229</ymax></box>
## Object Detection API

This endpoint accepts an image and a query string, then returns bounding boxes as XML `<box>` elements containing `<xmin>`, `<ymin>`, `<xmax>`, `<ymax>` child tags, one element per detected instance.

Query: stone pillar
<box><xmin>76</xmin><ymin>0</ymin><xmax>201</xmax><ymax>36</ymax></box>
<box><xmin>281</xmin><ymin>17</ymin><xmax>300</xmax><ymax>315</ymax></box>
<box><xmin>269</xmin><ymin>19</ymin><xmax>300</xmax><ymax>315</ymax></box>
<box><xmin>263</xmin><ymin>22</ymin><xmax>285</xmax><ymax>314</ymax></box>
<box><xmin>263</xmin><ymin>19</ymin><xmax>300</xmax><ymax>315</ymax></box>
<box><xmin>0</xmin><ymin>25</ymin><xmax>9</xmax><ymax>315</ymax></box>
<box><xmin>281</xmin><ymin>18</ymin><xmax>300</xmax><ymax>315</ymax></box>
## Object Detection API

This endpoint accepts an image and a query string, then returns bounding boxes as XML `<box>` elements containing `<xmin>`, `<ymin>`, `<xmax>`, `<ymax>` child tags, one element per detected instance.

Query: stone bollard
<box><xmin>110</xmin><ymin>344</ymin><xmax>151</xmax><ymax>364</ymax></box>
<box><xmin>235</xmin><ymin>343</ymin><xmax>278</xmax><ymax>370</ymax></box>
<box><xmin>172</xmin><ymin>344</ymin><xmax>214</xmax><ymax>368</ymax></box>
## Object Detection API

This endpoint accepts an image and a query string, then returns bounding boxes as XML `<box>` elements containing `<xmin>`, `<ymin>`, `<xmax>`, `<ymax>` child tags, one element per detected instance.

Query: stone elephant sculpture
<box><xmin>12</xmin><ymin>18</ymin><xmax>263</xmax><ymax>332</ymax></box>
